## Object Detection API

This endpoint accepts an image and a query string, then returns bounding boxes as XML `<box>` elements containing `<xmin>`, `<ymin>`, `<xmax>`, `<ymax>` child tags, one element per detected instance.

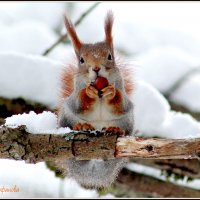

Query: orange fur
<box><xmin>73</xmin><ymin>123</ymin><xmax>95</xmax><ymax>131</ymax></box>
<box><xmin>60</xmin><ymin>64</ymin><xmax>77</xmax><ymax>98</ymax></box>
<box><xmin>56</xmin><ymin>63</ymin><xmax>77</xmax><ymax>114</ymax></box>
<box><xmin>79</xmin><ymin>88</ymin><xmax>96</xmax><ymax>114</ymax></box>
<box><xmin>59</xmin><ymin>63</ymin><xmax>134</xmax><ymax>101</ymax></box>
<box><xmin>118</xmin><ymin>64</ymin><xmax>134</xmax><ymax>96</ymax></box>
<box><xmin>108</xmin><ymin>89</ymin><xmax>125</xmax><ymax>115</ymax></box>
<box><xmin>104</xmin><ymin>11</ymin><xmax>114</xmax><ymax>47</ymax></box>
<box><xmin>64</xmin><ymin>16</ymin><xmax>82</xmax><ymax>53</ymax></box>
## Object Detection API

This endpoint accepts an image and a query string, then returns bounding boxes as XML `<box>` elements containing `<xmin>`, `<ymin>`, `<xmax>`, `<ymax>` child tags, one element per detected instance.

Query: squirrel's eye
<box><xmin>107</xmin><ymin>53</ymin><xmax>112</xmax><ymax>61</ymax></box>
<box><xmin>80</xmin><ymin>57</ymin><xmax>85</xmax><ymax>64</ymax></box>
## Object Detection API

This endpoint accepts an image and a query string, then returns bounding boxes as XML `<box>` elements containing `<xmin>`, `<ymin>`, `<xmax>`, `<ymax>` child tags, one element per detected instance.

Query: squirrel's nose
<box><xmin>92</xmin><ymin>66</ymin><xmax>101</xmax><ymax>73</ymax></box>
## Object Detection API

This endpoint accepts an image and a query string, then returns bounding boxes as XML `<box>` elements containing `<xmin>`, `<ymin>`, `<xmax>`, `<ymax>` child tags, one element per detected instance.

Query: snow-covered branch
<box><xmin>0</xmin><ymin>125</ymin><xmax>200</xmax><ymax>163</ymax></box>
<box><xmin>113</xmin><ymin>168</ymin><xmax>200</xmax><ymax>198</ymax></box>
<box><xmin>132</xmin><ymin>159</ymin><xmax>200</xmax><ymax>179</ymax></box>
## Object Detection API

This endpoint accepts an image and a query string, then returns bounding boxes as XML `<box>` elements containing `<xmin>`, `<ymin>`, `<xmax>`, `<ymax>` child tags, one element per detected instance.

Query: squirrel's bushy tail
<box><xmin>63</xmin><ymin>158</ymin><xmax>128</xmax><ymax>188</ymax></box>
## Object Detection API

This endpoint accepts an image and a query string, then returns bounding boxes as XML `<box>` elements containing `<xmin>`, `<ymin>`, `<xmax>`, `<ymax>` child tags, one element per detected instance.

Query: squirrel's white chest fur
<box><xmin>78</xmin><ymin>99</ymin><xmax>116</xmax><ymax>129</ymax></box>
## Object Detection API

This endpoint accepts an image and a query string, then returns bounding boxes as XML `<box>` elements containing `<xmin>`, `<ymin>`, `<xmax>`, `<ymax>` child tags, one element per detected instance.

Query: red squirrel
<box><xmin>56</xmin><ymin>11</ymin><xmax>134</xmax><ymax>188</ymax></box>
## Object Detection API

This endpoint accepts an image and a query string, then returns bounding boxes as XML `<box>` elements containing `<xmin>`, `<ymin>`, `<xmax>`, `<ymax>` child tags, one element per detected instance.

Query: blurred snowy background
<box><xmin>0</xmin><ymin>2</ymin><xmax>200</xmax><ymax>198</ymax></box>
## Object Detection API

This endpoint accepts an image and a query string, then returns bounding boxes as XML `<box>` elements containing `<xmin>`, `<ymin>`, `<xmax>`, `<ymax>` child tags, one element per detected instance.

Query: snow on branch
<box><xmin>114</xmin><ymin>168</ymin><xmax>200</xmax><ymax>198</ymax></box>
<box><xmin>0</xmin><ymin>125</ymin><xmax>200</xmax><ymax>163</ymax></box>
<box><xmin>132</xmin><ymin>159</ymin><xmax>200</xmax><ymax>179</ymax></box>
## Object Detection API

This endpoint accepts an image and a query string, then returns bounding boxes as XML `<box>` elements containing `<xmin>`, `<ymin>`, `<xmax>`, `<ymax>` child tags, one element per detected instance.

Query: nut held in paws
<box><xmin>93</xmin><ymin>76</ymin><xmax>109</xmax><ymax>91</ymax></box>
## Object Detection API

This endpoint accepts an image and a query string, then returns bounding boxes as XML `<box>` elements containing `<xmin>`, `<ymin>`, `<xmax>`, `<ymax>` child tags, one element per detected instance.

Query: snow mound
<box><xmin>132</xmin><ymin>80</ymin><xmax>170</xmax><ymax>132</ymax></box>
<box><xmin>171</xmin><ymin>73</ymin><xmax>200</xmax><ymax>112</ymax></box>
<box><xmin>5</xmin><ymin>111</ymin><xmax>70</xmax><ymax>134</ymax></box>
<box><xmin>0</xmin><ymin>159</ymin><xmax>98</xmax><ymax>198</ymax></box>
<box><xmin>133</xmin><ymin>80</ymin><xmax>200</xmax><ymax>139</ymax></box>
<box><xmin>0</xmin><ymin>52</ymin><xmax>64</xmax><ymax>108</ymax></box>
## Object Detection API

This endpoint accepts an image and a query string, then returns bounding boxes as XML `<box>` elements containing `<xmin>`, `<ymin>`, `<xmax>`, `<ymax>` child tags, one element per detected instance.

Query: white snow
<box><xmin>135</xmin><ymin>46</ymin><xmax>200</xmax><ymax>93</ymax></box>
<box><xmin>47</xmin><ymin>44</ymin><xmax>75</xmax><ymax>63</ymax></box>
<box><xmin>0</xmin><ymin>52</ymin><xmax>64</xmax><ymax>108</ymax></box>
<box><xmin>132</xmin><ymin>80</ymin><xmax>200</xmax><ymax>139</ymax></box>
<box><xmin>170</xmin><ymin>73</ymin><xmax>200</xmax><ymax>112</ymax></box>
<box><xmin>0</xmin><ymin>159</ymin><xmax>98</xmax><ymax>198</ymax></box>
<box><xmin>5</xmin><ymin>111</ymin><xmax>71</xmax><ymax>134</ymax></box>
<box><xmin>100</xmin><ymin>193</ymin><xmax>115</xmax><ymax>198</ymax></box>
<box><xmin>159</xmin><ymin>112</ymin><xmax>200</xmax><ymax>139</ymax></box>
<box><xmin>0</xmin><ymin>2</ymin><xmax>66</xmax><ymax>30</ymax></box>
<box><xmin>131</xmin><ymin>80</ymin><xmax>170</xmax><ymax>134</ymax></box>
<box><xmin>0</xmin><ymin>20</ymin><xmax>58</xmax><ymax>55</ymax></box>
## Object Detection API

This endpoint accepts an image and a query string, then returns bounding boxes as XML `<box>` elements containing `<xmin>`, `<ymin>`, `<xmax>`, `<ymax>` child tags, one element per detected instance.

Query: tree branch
<box><xmin>116</xmin><ymin>137</ymin><xmax>200</xmax><ymax>159</ymax></box>
<box><xmin>0</xmin><ymin>96</ymin><xmax>50</xmax><ymax>118</ymax></box>
<box><xmin>111</xmin><ymin>168</ymin><xmax>200</xmax><ymax>198</ymax></box>
<box><xmin>0</xmin><ymin>125</ymin><xmax>200</xmax><ymax>163</ymax></box>
<box><xmin>42</xmin><ymin>2</ymin><xmax>100</xmax><ymax>56</ymax></box>
<box><xmin>0</xmin><ymin>118</ymin><xmax>5</xmax><ymax>126</ymax></box>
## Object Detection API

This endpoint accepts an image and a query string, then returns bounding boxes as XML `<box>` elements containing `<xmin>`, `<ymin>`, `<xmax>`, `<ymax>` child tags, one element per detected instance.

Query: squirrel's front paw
<box><xmin>86</xmin><ymin>85</ymin><xmax>99</xmax><ymax>99</ymax></box>
<box><xmin>73</xmin><ymin>123</ymin><xmax>95</xmax><ymax>131</ymax></box>
<box><xmin>101</xmin><ymin>84</ymin><xmax>116</xmax><ymax>100</ymax></box>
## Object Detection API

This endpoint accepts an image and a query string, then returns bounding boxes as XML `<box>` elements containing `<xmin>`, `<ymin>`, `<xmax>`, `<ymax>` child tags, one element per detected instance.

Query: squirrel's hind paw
<box><xmin>73</xmin><ymin>123</ymin><xmax>95</xmax><ymax>131</ymax></box>
<box><xmin>102</xmin><ymin>126</ymin><xmax>125</xmax><ymax>136</ymax></box>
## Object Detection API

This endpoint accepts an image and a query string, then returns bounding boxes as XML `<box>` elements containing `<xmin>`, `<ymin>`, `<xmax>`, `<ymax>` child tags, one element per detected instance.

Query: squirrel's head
<box><xmin>64</xmin><ymin>11</ymin><xmax>118</xmax><ymax>83</ymax></box>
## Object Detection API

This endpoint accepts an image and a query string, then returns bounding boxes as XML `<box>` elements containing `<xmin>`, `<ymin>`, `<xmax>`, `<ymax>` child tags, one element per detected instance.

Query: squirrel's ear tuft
<box><xmin>104</xmin><ymin>11</ymin><xmax>114</xmax><ymax>48</ymax></box>
<box><xmin>64</xmin><ymin>15</ymin><xmax>82</xmax><ymax>54</ymax></box>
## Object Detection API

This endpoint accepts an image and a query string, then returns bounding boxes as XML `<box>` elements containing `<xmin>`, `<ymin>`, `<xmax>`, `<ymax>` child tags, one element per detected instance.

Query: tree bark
<box><xmin>0</xmin><ymin>118</ymin><xmax>5</xmax><ymax>126</ymax></box>
<box><xmin>116</xmin><ymin>137</ymin><xmax>200</xmax><ymax>159</ymax></box>
<box><xmin>0</xmin><ymin>126</ymin><xmax>117</xmax><ymax>163</ymax></box>
<box><xmin>0</xmin><ymin>125</ymin><xmax>200</xmax><ymax>163</ymax></box>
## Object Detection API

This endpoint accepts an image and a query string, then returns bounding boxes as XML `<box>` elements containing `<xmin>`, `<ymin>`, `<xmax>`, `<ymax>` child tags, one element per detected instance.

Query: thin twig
<box><xmin>42</xmin><ymin>2</ymin><xmax>100</xmax><ymax>56</ymax></box>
